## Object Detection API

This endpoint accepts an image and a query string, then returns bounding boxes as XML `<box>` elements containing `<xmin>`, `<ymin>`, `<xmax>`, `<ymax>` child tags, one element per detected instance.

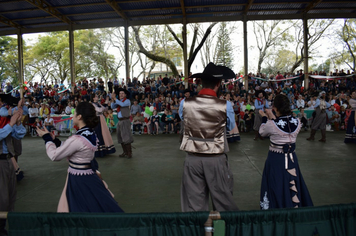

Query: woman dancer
<box><xmin>344</xmin><ymin>91</ymin><xmax>356</xmax><ymax>143</ymax></box>
<box><xmin>91</xmin><ymin>93</ymin><xmax>116</xmax><ymax>157</ymax></box>
<box><xmin>258</xmin><ymin>94</ymin><xmax>313</xmax><ymax>209</ymax></box>
<box><xmin>37</xmin><ymin>102</ymin><xmax>123</xmax><ymax>212</ymax></box>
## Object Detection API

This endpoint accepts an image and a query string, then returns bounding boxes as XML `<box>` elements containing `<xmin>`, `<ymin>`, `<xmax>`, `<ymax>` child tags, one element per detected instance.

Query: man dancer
<box><xmin>307</xmin><ymin>91</ymin><xmax>331</xmax><ymax>142</ymax></box>
<box><xmin>111</xmin><ymin>88</ymin><xmax>133</xmax><ymax>158</ymax></box>
<box><xmin>253</xmin><ymin>90</ymin><xmax>269</xmax><ymax>140</ymax></box>
<box><xmin>179</xmin><ymin>62</ymin><xmax>239</xmax><ymax>212</ymax></box>
<box><xmin>0</xmin><ymin>97</ymin><xmax>26</xmax><ymax>236</ymax></box>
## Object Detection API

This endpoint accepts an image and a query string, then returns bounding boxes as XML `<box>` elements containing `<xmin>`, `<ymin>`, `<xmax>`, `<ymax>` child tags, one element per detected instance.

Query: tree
<box><xmin>0</xmin><ymin>36</ymin><xmax>21</xmax><ymax>85</ymax></box>
<box><xmin>252</xmin><ymin>20</ymin><xmax>294</xmax><ymax>74</ymax></box>
<box><xmin>166</xmin><ymin>22</ymin><xmax>218</xmax><ymax>73</ymax></box>
<box><xmin>133</xmin><ymin>25</ymin><xmax>182</xmax><ymax>76</ymax></box>
<box><xmin>290</xmin><ymin>19</ymin><xmax>334</xmax><ymax>72</ymax></box>
<box><xmin>262</xmin><ymin>49</ymin><xmax>296</xmax><ymax>74</ymax></box>
<box><xmin>333</xmin><ymin>19</ymin><xmax>356</xmax><ymax>72</ymax></box>
<box><xmin>214</xmin><ymin>22</ymin><xmax>234</xmax><ymax>68</ymax></box>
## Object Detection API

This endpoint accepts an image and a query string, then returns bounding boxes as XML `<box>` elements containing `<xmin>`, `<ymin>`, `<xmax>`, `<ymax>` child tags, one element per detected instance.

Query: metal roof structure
<box><xmin>0</xmin><ymin>0</ymin><xmax>355</xmax><ymax>36</ymax></box>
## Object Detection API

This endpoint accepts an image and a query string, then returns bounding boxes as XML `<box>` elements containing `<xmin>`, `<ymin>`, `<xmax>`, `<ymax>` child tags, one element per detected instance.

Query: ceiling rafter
<box><xmin>180</xmin><ymin>0</ymin><xmax>186</xmax><ymax>18</ymax></box>
<box><xmin>303</xmin><ymin>0</ymin><xmax>323</xmax><ymax>13</ymax></box>
<box><xmin>105</xmin><ymin>0</ymin><xmax>128</xmax><ymax>20</ymax></box>
<box><xmin>244</xmin><ymin>0</ymin><xmax>255</xmax><ymax>14</ymax></box>
<box><xmin>24</xmin><ymin>0</ymin><xmax>72</xmax><ymax>24</ymax></box>
<box><xmin>0</xmin><ymin>14</ymin><xmax>21</xmax><ymax>28</ymax></box>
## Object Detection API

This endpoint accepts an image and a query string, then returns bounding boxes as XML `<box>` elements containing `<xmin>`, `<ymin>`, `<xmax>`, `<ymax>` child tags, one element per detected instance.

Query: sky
<box><xmin>14</xmin><ymin>19</ymin><xmax>347</xmax><ymax>83</ymax></box>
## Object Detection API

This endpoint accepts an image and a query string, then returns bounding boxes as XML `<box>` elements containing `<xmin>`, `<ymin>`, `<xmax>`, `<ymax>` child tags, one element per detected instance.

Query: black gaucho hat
<box><xmin>117</xmin><ymin>88</ymin><xmax>130</xmax><ymax>97</ymax></box>
<box><xmin>0</xmin><ymin>94</ymin><xmax>20</xmax><ymax>106</ymax></box>
<box><xmin>190</xmin><ymin>62</ymin><xmax>235</xmax><ymax>81</ymax></box>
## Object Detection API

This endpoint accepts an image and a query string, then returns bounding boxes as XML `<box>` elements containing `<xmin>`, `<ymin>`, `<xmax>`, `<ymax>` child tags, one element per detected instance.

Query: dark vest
<box><xmin>0</xmin><ymin>134</ymin><xmax>15</xmax><ymax>156</ymax></box>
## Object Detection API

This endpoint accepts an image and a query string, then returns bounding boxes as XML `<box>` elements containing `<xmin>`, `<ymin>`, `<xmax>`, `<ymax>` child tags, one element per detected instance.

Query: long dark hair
<box><xmin>75</xmin><ymin>102</ymin><xmax>99</xmax><ymax>128</ymax></box>
<box><xmin>273</xmin><ymin>94</ymin><xmax>291</xmax><ymax>116</ymax></box>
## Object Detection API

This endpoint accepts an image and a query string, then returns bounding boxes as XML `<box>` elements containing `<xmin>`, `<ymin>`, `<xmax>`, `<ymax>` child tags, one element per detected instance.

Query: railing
<box><xmin>2</xmin><ymin>203</ymin><xmax>356</xmax><ymax>236</ymax></box>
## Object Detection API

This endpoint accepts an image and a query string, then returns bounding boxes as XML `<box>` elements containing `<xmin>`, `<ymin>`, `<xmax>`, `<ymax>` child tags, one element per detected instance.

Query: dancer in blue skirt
<box><xmin>258</xmin><ymin>94</ymin><xmax>313</xmax><ymax>209</ymax></box>
<box><xmin>344</xmin><ymin>91</ymin><xmax>356</xmax><ymax>143</ymax></box>
<box><xmin>37</xmin><ymin>102</ymin><xmax>123</xmax><ymax>213</ymax></box>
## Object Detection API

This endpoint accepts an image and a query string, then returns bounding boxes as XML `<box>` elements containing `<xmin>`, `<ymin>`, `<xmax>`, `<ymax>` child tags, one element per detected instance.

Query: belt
<box><xmin>69</xmin><ymin>162</ymin><xmax>91</xmax><ymax>169</ymax></box>
<box><xmin>0</xmin><ymin>154</ymin><xmax>10</xmax><ymax>160</ymax></box>
<box><xmin>188</xmin><ymin>152</ymin><xmax>224</xmax><ymax>157</ymax></box>
<box><xmin>118</xmin><ymin>117</ymin><xmax>130</xmax><ymax>121</ymax></box>
<box><xmin>269</xmin><ymin>143</ymin><xmax>296</xmax><ymax>170</ymax></box>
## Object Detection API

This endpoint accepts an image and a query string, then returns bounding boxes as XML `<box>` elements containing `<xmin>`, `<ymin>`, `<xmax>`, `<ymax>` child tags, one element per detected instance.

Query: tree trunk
<box><xmin>132</xmin><ymin>26</ymin><xmax>179</xmax><ymax>76</ymax></box>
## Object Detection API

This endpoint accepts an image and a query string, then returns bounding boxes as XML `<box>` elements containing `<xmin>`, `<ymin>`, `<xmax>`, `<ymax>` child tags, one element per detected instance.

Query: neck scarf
<box><xmin>116</xmin><ymin>98</ymin><xmax>127</xmax><ymax>113</ymax></box>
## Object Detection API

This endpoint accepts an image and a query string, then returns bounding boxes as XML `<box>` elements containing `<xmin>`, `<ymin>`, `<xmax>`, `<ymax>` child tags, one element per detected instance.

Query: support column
<box><xmin>124</xmin><ymin>21</ymin><xmax>130</xmax><ymax>84</ymax></box>
<box><xmin>182</xmin><ymin>19</ymin><xmax>188</xmax><ymax>88</ymax></box>
<box><xmin>243</xmin><ymin>16</ymin><xmax>248</xmax><ymax>87</ymax></box>
<box><xmin>69</xmin><ymin>24</ymin><xmax>75</xmax><ymax>94</ymax></box>
<box><xmin>303</xmin><ymin>16</ymin><xmax>309</xmax><ymax>89</ymax></box>
<box><xmin>17</xmin><ymin>30</ymin><xmax>24</xmax><ymax>98</ymax></box>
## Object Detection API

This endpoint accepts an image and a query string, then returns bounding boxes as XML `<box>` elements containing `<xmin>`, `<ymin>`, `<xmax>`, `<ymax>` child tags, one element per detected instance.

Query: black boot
<box><xmin>126</xmin><ymin>144</ymin><xmax>132</xmax><ymax>159</ymax></box>
<box><xmin>307</xmin><ymin>129</ymin><xmax>317</xmax><ymax>141</ymax></box>
<box><xmin>119</xmin><ymin>143</ymin><xmax>127</xmax><ymax>158</ymax></box>
<box><xmin>0</xmin><ymin>219</ymin><xmax>7</xmax><ymax>236</ymax></box>
<box><xmin>254</xmin><ymin>131</ymin><xmax>259</xmax><ymax>140</ymax></box>
<box><xmin>319</xmin><ymin>129</ymin><xmax>326</xmax><ymax>142</ymax></box>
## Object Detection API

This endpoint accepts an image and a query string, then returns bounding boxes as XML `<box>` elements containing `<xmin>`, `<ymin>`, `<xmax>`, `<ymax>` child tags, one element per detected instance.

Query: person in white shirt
<box><xmin>28</xmin><ymin>102</ymin><xmax>39</xmax><ymax>124</ymax></box>
<box><xmin>44</xmin><ymin>113</ymin><xmax>54</xmax><ymax>132</ymax></box>
<box><xmin>296</xmin><ymin>95</ymin><xmax>305</xmax><ymax>108</ymax></box>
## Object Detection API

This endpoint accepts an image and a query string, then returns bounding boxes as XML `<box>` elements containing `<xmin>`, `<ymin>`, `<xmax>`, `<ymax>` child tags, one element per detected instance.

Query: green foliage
<box><xmin>262</xmin><ymin>49</ymin><xmax>296</xmax><ymax>74</ymax></box>
<box><xmin>214</xmin><ymin>22</ymin><xmax>234</xmax><ymax>68</ymax></box>
<box><xmin>0</xmin><ymin>36</ymin><xmax>19</xmax><ymax>85</ymax></box>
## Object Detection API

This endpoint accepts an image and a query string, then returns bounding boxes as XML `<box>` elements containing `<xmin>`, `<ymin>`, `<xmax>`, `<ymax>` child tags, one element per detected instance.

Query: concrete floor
<box><xmin>14</xmin><ymin>129</ymin><xmax>356</xmax><ymax>213</ymax></box>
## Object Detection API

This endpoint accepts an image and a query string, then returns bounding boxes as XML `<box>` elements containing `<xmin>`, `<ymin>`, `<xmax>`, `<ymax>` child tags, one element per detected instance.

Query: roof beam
<box><xmin>105</xmin><ymin>0</ymin><xmax>128</xmax><ymax>20</ymax></box>
<box><xmin>24</xmin><ymin>0</ymin><xmax>72</xmax><ymax>24</ymax></box>
<box><xmin>303</xmin><ymin>0</ymin><xmax>323</xmax><ymax>13</ymax></box>
<box><xmin>0</xmin><ymin>14</ymin><xmax>21</xmax><ymax>28</ymax></box>
<box><xmin>116</xmin><ymin>0</ymin><xmax>166</xmax><ymax>3</ymax></box>
<box><xmin>244</xmin><ymin>0</ymin><xmax>255</xmax><ymax>14</ymax></box>
<box><xmin>180</xmin><ymin>0</ymin><xmax>186</xmax><ymax>18</ymax></box>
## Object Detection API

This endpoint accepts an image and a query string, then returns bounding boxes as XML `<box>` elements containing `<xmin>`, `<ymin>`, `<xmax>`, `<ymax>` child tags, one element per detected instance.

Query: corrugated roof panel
<box><xmin>186</xmin><ymin>5</ymin><xmax>244</xmax><ymax>13</ymax></box>
<box><xmin>76</xmin><ymin>18</ymin><xmax>124</xmax><ymax>24</ymax></box>
<box><xmin>254</xmin><ymin>0</ymin><xmax>304</xmax><ymax>3</ymax></box>
<box><xmin>119</xmin><ymin>0</ymin><xmax>180</xmax><ymax>11</ymax></box>
<box><xmin>185</xmin><ymin>0</ymin><xmax>246</xmax><ymax>6</ymax></box>
<box><xmin>3</xmin><ymin>10</ymin><xmax>51</xmax><ymax>21</ymax></box>
<box><xmin>131</xmin><ymin>15</ymin><xmax>176</xmax><ymax>21</ymax></box>
<box><xmin>309</xmin><ymin>9</ymin><xmax>355</xmax><ymax>14</ymax></box>
<box><xmin>126</xmin><ymin>9</ymin><xmax>181</xmax><ymax>17</ymax></box>
<box><xmin>0</xmin><ymin>1</ymin><xmax>37</xmax><ymax>12</ymax></box>
<box><xmin>58</xmin><ymin>4</ymin><xmax>113</xmax><ymax>15</ymax></box>
<box><xmin>317</xmin><ymin>2</ymin><xmax>356</xmax><ymax>8</ymax></box>
<box><xmin>248</xmin><ymin>10</ymin><xmax>299</xmax><ymax>15</ymax></box>
<box><xmin>16</xmin><ymin>18</ymin><xmax>62</xmax><ymax>26</ymax></box>
<box><xmin>213</xmin><ymin>12</ymin><xmax>242</xmax><ymax>17</ymax></box>
<box><xmin>25</xmin><ymin>22</ymin><xmax>68</xmax><ymax>29</ymax></box>
<box><xmin>48</xmin><ymin>0</ymin><xmax>105</xmax><ymax>7</ymax></box>
<box><xmin>68</xmin><ymin>12</ymin><xmax>119</xmax><ymax>21</ymax></box>
<box><xmin>251</xmin><ymin>3</ymin><xmax>304</xmax><ymax>10</ymax></box>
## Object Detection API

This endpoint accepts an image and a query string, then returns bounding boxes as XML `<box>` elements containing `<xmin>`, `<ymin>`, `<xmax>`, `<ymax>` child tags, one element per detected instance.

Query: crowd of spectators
<box><xmin>1</xmin><ymin>68</ymin><xmax>355</xmax><ymax>134</ymax></box>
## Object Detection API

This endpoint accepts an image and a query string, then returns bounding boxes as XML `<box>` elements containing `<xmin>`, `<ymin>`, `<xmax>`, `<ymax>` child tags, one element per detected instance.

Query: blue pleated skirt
<box><xmin>260</xmin><ymin>151</ymin><xmax>313</xmax><ymax>209</ymax></box>
<box><xmin>66</xmin><ymin>172</ymin><xmax>124</xmax><ymax>213</ymax></box>
<box><xmin>344</xmin><ymin>111</ymin><xmax>356</xmax><ymax>143</ymax></box>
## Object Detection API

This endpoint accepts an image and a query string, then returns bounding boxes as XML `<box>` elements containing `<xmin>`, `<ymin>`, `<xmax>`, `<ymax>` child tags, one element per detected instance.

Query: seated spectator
<box><xmin>150</xmin><ymin>110</ymin><xmax>160</xmax><ymax>135</ymax></box>
<box><xmin>297</xmin><ymin>108</ymin><xmax>308</xmax><ymax>131</ymax></box>
<box><xmin>132</xmin><ymin>112</ymin><xmax>144</xmax><ymax>135</ymax></box>
<box><xmin>165</xmin><ymin>110</ymin><xmax>174</xmax><ymax>134</ymax></box>
<box><xmin>130</xmin><ymin>100</ymin><xmax>141</xmax><ymax>116</ymax></box>
<box><xmin>327</xmin><ymin>105</ymin><xmax>340</xmax><ymax>131</ymax></box>
<box><xmin>296</xmin><ymin>95</ymin><xmax>305</xmax><ymax>108</ymax></box>
<box><xmin>44</xmin><ymin>113</ymin><xmax>54</xmax><ymax>132</ymax></box>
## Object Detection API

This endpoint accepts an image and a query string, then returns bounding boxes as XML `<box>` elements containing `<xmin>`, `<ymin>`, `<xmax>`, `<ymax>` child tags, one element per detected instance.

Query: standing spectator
<box><xmin>130</xmin><ymin>100</ymin><xmax>141</xmax><ymax>116</ymax></box>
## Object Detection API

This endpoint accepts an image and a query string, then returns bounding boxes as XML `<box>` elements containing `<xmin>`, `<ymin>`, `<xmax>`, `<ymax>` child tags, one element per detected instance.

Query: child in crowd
<box><xmin>166</xmin><ymin>110</ymin><xmax>174</xmax><ymax>134</ymax></box>
<box><xmin>150</xmin><ymin>110</ymin><xmax>159</xmax><ymax>135</ymax></box>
